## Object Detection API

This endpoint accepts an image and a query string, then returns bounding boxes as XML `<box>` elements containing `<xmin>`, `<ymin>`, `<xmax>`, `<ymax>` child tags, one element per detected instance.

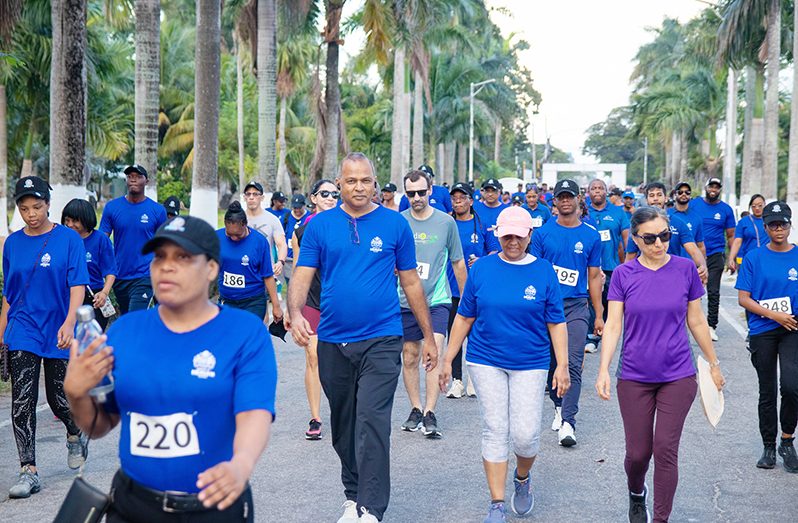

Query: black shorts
<box><xmin>401</xmin><ymin>304</ymin><xmax>451</xmax><ymax>341</ymax></box>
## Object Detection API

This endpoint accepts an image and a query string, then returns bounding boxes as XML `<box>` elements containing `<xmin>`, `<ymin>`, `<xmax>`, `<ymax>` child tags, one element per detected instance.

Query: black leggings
<box><xmin>10</xmin><ymin>350</ymin><xmax>80</xmax><ymax>467</ymax></box>
<box><xmin>447</xmin><ymin>297</ymin><xmax>463</xmax><ymax>380</ymax></box>
<box><xmin>749</xmin><ymin>326</ymin><xmax>798</xmax><ymax>444</ymax></box>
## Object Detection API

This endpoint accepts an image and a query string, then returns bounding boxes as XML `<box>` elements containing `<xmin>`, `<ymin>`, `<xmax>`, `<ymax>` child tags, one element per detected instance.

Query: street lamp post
<box><xmin>469</xmin><ymin>78</ymin><xmax>496</xmax><ymax>183</ymax></box>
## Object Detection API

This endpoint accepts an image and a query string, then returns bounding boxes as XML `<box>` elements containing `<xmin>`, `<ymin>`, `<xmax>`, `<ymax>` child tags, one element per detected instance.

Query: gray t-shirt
<box><xmin>399</xmin><ymin>208</ymin><xmax>464</xmax><ymax>308</ymax></box>
<box><xmin>247</xmin><ymin>209</ymin><xmax>284</xmax><ymax>263</ymax></box>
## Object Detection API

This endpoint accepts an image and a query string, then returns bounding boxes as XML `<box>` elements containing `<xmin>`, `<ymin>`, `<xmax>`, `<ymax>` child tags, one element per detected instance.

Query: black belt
<box><xmin>117</xmin><ymin>471</ymin><xmax>206</xmax><ymax>513</ymax></box>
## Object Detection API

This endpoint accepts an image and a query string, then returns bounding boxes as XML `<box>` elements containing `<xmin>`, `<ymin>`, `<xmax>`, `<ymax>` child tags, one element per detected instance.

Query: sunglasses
<box><xmin>766</xmin><ymin>221</ymin><xmax>791</xmax><ymax>231</ymax></box>
<box><xmin>676</xmin><ymin>190</ymin><xmax>691</xmax><ymax>195</ymax></box>
<box><xmin>314</xmin><ymin>190</ymin><xmax>340</xmax><ymax>199</ymax></box>
<box><xmin>634</xmin><ymin>230</ymin><xmax>671</xmax><ymax>245</ymax></box>
<box><xmin>406</xmin><ymin>189</ymin><xmax>428</xmax><ymax>198</ymax></box>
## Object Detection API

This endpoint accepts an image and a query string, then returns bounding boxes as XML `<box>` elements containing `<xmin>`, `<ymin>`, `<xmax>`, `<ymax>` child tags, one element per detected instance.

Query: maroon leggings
<box><xmin>617</xmin><ymin>376</ymin><xmax>697</xmax><ymax>523</ymax></box>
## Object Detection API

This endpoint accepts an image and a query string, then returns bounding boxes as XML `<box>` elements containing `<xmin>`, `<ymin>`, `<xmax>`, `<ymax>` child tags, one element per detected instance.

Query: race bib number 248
<box><xmin>759</xmin><ymin>296</ymin><xmax>792</xmax><ymax>315</ymax></box>
<box><xmin>129</xmin><ymin>412</ymin><xmax>200</xmax><ymax>458</ymax></box>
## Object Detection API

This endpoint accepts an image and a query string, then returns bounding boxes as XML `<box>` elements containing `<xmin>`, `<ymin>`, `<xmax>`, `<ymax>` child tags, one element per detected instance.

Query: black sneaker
<box><xmin>305</xmin><ymin>419</ymin><xmax>323</xmax><ymax>440</ymax></box>
<box><xmin>422</xmin><ymin>411</ymin><xmax>441</xmax><ymax>439</ymax></box>
<box><xmin>628</xmin><ymin>485</ymin><xmax>651</xmax><ymax>523</ymax></box>
<box><xmin>401</xmin><ymin>408</ymin><xmax>423</xmax><ymax>432</ymax></box>
<box><xmin>756</xmin><ymin>443</ymin><xmax>776</xmax><ymax>469</ymax></box>
<box><xmin>778</xmin><ymin>438</ymin><xmax>798</xmax><ymax>473</ymax></box>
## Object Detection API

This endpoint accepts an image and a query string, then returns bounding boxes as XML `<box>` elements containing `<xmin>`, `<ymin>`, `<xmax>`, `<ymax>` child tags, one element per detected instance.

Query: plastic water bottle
<box><xmin>75</xmin><ymin>305</ymin><xmax>114</xmax><ymax>402</ymax></box>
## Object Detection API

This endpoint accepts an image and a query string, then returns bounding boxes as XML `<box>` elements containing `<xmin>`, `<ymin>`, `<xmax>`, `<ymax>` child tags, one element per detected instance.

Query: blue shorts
<box><xmin>401</xmin><ymin>304</ymin><xmax>451</xmax><ymax>341</ymax></box>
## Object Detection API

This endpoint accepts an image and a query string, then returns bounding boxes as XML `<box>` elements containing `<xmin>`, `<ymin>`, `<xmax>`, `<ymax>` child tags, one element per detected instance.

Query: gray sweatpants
<box><xmin>468</xmin><ymin>364</ymin><xmax>548</xmax><ymax>463</ymax></box>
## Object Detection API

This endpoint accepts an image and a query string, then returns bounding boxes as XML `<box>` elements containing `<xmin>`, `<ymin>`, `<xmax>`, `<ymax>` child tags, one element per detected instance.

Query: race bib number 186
<box><xmin>130</xmin><ymin>412</ymin><xmax>200</xmax><ymax>458</ymax></box>
<box><xmin>552</xmin><ymin>264</ymin><xmax>579</xmax><ymax>287</ymax></box>
<box><xmin>759</xmin><ymin>296</ymin><xmax>792</xmax><ymax>315</ymax></box>
<box><xmin>223</xmin><ymin>271</ymin><xmax>245</xmax><ymax>288</ymax></box>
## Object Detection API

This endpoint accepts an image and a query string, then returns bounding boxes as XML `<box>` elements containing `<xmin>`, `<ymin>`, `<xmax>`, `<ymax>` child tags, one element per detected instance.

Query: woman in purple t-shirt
<box><xmin>595</xmin><ymin>207</ymin><xmax>725</xmax><ymax>523</ymax></box>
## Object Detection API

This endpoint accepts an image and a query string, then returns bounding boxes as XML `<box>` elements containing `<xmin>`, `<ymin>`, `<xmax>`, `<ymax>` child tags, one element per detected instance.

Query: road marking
<box><xmin>719</xmin><ymin>304</ymin><xmax>747</xmax><ymax>339</ymax></box>
<box><xmin>0</xmin><ymin>403</ymin><xmax>49</xmax><ymax>429</ymax></box>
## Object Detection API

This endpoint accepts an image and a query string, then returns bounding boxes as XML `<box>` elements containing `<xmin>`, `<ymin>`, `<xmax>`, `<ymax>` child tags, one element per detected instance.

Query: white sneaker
<box><xmin>558</xmin><ymin>421</ymin><xmax>576</xmax><ymax>447</ymax></box>
<box><xmin>709</xmin><ymin>327</ymin><xmax>719</xmax><ymax>342</ymax></box>
<box><xmin>584</xmin><ymin>342</ymin><xmax>597</xmax><ymax>354</ymax></box>
<box><xmin>337</xmin><ymin>500</ymin><xmax>359</xmax><ymax>523</ymax></box>
<box><xmin>466</xmin><ymin>379</ymin><xmax>476</xmax><ymax>397</ymax></box>
<box><xmin>551</xmin><ymin>406</ymin><xmax>562</xmax><ymax>431</ymax></box>
<box><xmin>446</xmin><ymin>379</ymin><xmax>465</xmax><ymax>399</ymax></box>
<box><xmin>359</xmin><ymin>508</ymin><xmax>379</xmax><ymax>522</ymax></box>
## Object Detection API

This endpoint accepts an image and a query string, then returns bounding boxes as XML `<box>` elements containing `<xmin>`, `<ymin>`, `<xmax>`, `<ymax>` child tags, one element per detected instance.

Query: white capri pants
<box><xmin>468</xmin><ymin>364</ymin><xmax>547</xmax><ymax>463</ymax></box>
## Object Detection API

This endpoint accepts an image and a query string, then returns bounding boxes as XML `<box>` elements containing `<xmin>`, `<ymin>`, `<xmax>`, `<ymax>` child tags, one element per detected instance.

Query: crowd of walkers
<box><xmin>0</xmin><ymin>155</ymin><xmax>795</xmax><ymax>523</ymax></box>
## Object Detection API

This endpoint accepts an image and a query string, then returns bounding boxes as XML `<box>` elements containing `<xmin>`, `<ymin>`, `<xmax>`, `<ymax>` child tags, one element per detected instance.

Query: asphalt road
<box><xmin>0</xmin><ymin>277</ymin><xmax>795</xmax><ymax>522</ymax></box>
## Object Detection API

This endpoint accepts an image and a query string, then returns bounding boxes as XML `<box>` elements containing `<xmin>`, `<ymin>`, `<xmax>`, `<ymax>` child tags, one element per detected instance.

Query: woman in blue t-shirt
<box><xmin>1</xmin><ymin>177</ymin><xmax>90</xmax><ymax>499</ymax></box>
<box><xmin>62</xmin><ymin>198</ymin><xmax>118</xmax><ymax>330</ymax></box>
<box><xmin>735</xmin><ymin>201</ymin><xmax>798</xmax><ymax>473</ymax></box>
<box><xmin>216</xmin><ymin>201</ymin><xmax>282</xmax><ymax>322</ymax></box>
<box><xmin>439</xmin><ymin>206</ymin><xmax>569</xmax><ymax>522</ymax></box>
<box><xmin>64</xmin><ymin>216</ymin><xmax>277</xmax><ymax>521</ymax></box>
<box><xmin>727</xmin><ymin>194</ymin><xmax>768</xmax><ymax>273</ymax></box>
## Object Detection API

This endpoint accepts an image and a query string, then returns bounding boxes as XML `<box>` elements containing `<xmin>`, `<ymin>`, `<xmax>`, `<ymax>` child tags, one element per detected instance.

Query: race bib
<box><xmin>530</xmin><ymin>217</ymin><xmax>543</xmax><ymax>228</ymax></box>
<box><xmin>599</xmin><ymin>229</ymin><xmax>612</xmax><ymax>242</ymax></box>
<box><xmin>552</xmin><ymin>264</ymin><xmax>579</xmax><ymax>287</ymax></box>
<box><xmin>758</xmin><ymin>296</ymin><xmax>792</xmax><ymax>315</ymax></box>
<box><xmin>416</xmin><ymin>262</ymin><xmax>431</xmax><ymax>280</ymax></box>
<box><xmin>130</xmin><ymin>412</ymin><xmax>200</xmax><ymax>458</ymax></box>
<box><xmin>223</xmin><ymin>271</ymin><xmax>245</xmax><ymax>288</ymax></box>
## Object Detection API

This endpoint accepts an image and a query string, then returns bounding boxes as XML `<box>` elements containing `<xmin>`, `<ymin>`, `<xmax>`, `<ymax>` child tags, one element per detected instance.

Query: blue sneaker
<box><xmin>510</xmin><ymin>469</ymin><xmax>534</xmax><ymax>516</ymax></box>
<box><xmin>483</xmin><ymin>501</ymin><xmax>506</xmax><ymax>523</ymax></box>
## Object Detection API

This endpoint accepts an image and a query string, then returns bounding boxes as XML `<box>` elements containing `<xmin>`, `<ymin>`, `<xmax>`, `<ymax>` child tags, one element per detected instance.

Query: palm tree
<box><xmin>190</xmin><ymin>0</ymin><xmax>221</xmax><ymax>225</ymax></box>
<box><xmin>136</xmin><ymin>0</ymin><xmax>161</xmax><ymax>201</ymax></box>
<box><xmin>49</xmin><ymin>0</ymin><xmax>88</xmax><ymax>222</ymax></box>
<box><xmin>257</xmin><ymin>0</ymin><xmax>277</xmax><ymax>190</ymax></box>
<box><xmin>0</xmin><ymin>0</ymin><xmax>23</xmax><ymax>238</ymax></box>
<box><xmin>788</xmin><ymin>2</ymin><xmax>798</xmax><ymax>205</ymax></box>
<box><xmin>322</xmin><ymin>0</ymin><xmax>346</xmax><ymax>179</ymax></box>
<box><xmin>761</xmin><ymin>0</ymin><xmax>780</xmax><ymax>199</ymax></box>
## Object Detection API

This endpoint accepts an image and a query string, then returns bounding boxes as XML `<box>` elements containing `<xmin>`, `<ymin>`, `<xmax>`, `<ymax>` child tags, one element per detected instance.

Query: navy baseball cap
<box><xmin>14</xmin><ymin>176</ymin><xmax>51</xmax><ymax>202</ymax></box>
<box><xmin>291</xmin><ymin>194</ymin><xmax>306</xmax><ymax>208</ymax></box>
<box><xmin>244</xmin><ymin>181</ymin><xmax>264</xmax><ymax>194</ymax></box>
<box><xmin>124</xmin><ymin>164</ymin><xmax>149</xmax><ymax>178</ymax></box>
<box><xmin>418</xmin><ymin>164</ymin><xmax>435</xmax><ymax>178</ymax></box>
<box><xmin>381</xmin><ymin>183</ymin><xmax>397</xmax><ymax>193</ymax></box>
<box><xmin>553</xmin><ymin>179</ymin><xmax>578</xmax><ymax>197</ymax></box>
<box><xmin>482</xmin><ymin>178</ymin><xmax>502</xmax><ymax>190</ymax></box>
<box><xmin>762</xmin><ymin>201</ymin><xmax>792</xmax><ymax>225</ymax></box>
<box><xmin>163</xmin><ymin>196</ymin><xmax>181</xmax><ymax>216</ymax></box>
<box><xmin>450</xmin><ymin>182</ymin><xmax>473</xmax><ymax>197</ymax></box>
<box><xmin>142</xmin><ymin>216</ymin><xmax>220</xmax><ymax>263</ymax></box>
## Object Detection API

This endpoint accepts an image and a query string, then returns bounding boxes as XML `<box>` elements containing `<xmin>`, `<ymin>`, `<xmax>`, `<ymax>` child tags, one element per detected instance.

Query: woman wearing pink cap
<box><xmin>440</xmin><ymin>206</ymin><xmax>570</xmax><ymax>523</ymax></box>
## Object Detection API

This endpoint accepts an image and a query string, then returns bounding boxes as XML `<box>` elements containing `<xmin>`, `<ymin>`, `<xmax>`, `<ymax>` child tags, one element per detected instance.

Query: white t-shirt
<box><xmin>247</xmin><ymin>210</ymin><xmax>283</xmax><ymax>263</ymax></box>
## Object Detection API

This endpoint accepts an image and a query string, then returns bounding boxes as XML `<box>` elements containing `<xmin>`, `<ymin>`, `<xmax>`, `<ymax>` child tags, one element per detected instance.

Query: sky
<box><xmin>486</xmin><ymin>0</ymin><xmax>708</xmax><ymax>162</ymax></box>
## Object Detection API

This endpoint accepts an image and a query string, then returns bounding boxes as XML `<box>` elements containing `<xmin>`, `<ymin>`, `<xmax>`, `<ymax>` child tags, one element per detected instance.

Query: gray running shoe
<box><xmin>401</xmin><ymin>408</ymin><xmax>423</xmax><ymax>432</ymax></box>
<box><xmin>510</xmin><ymin>469</ymin><xmax>534</xmax><ymax>516</ymax></box>
<box><xmin>483</xmin><ymin>502</ymin><xmax>507</xmax><ymax>523</ymax></box>
<box><xmin>8</xmin><ymin>466</ymin><xmax>41</xmax><ymax>499</ymax></box>
<box><xmin>778</xmin><ymin>438</ymin><xmax>798</xmax><ymax>473</ymax></box>
<box><xmin>628</xmin><ymin>484</ymin><xmax>651</xmax><ymax>523</ymax></box>
<box><xmin>422</xmin><ymin>411</ymin><xmax>441</xmax><ymax>439</ymax></box>
<box><xmin>67</xmin><ymin>433</ymin><xmax>87</xmax><ymax>470</ymax></box>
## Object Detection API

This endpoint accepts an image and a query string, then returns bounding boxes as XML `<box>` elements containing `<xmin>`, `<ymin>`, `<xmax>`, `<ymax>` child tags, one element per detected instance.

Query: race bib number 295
<box><xmin>130</xmin><ymin>412</ymin><xmax>200</xmax><ymax>458</ymax></box>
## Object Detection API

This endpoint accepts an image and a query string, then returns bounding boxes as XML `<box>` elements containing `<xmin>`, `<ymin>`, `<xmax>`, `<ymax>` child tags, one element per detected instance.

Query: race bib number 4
<box><xmin>759</xmin><ymin>296</ymin><xmax>792</xmax><ymax>315</ymax></box>
<box><xmin>223</xmin><ymin>271</ymin><xmax>245</xmax><ymax>288</ymax></box>
<box><xmin>552</xmin><ymin>264</ymin><xmax>579</xmax><ymax>287</ymax></box>
<box><xmin>599</xmin><ymin>229</ymin><xmax>612</xmax><ymax>242</ymax></box>
<box><xmin>130</xmin><ymin>412</ymin><xmax>200</xmax><ymax>458</ymax></box>
<box><xmin>416</xmin><ymin>262</ymin><xmax>431</xmax><ymax>280</ymax></box>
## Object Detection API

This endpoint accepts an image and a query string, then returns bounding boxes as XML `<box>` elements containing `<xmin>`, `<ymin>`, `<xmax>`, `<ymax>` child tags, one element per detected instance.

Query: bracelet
<box><xmin>278</xmin><ymin>259</ymin><xmax>286</xmax><ymax>265</ymax></box>
<box><xmin>709</xmin><ymin>359</ymin><xmax>720</xmax><ymax>368</ymax></box>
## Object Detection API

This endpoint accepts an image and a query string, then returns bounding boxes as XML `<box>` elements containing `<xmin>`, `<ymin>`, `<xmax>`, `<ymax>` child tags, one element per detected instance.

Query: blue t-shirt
<box><xmin>459</xmin><ymin>254</ymin><xmax>565</xmax><ymax>370</ymax></box>
<box><xmin>523</xmin><ymin>204</ymin><xmax>552</xmax><ymax>229</ymax></box>
<box><xmin>284</xmin><ymin>211</ymin><xmax>309</xmax><ymax>259</ymax></box>
<box><xmin>446</xmin><ymin>214</ymin><xmax>498</xmax><ymax>299</ymax></box>
<box><xmin>689</xmin><ymin>198</ymin><xmax>736</xmax><ymax>256</ymax></box>
<box><xmin>735</xmin><ymin>215</ymin><xmax>769</xmax><ymax>259</ymax></box>
<box><xmin>398</xmin><ymin>185</ymin><xmax>453</xmax><ymax>214</ymax></box>
<box><xmin>83</xmin><ymin>230</ymin><xmax>118</xmax><ymax>290</ymax></box>
<box><xmin>296</xmin><ymin>206</ymin><xmax>416</xmax><ymax>343</ymax></box>
<box><xmin>530</xmin><ymin>220</ymin><xmax>602</xmax><ymax>299</ymax></box>
<box><xmin>105</xmin><ymin>307</ymin><xmax>277</xmax><ymax>493</ymax></box>
<box><xmin>3</xmin><ymin>225</ymin><xmax>89</xmax><ymax>359</ymax></box>
<box><xmin>735</xmin><ymin>246</ymin><xmax>798</xmax><ymax>335</ymax></box>
<box><xmin>267</xmin><ymin>207</ymin><xmax>289</xmax><ymax>222</ymax></box>
<box><xmin>512</xmin><ymin>191</ymin><xmax>525</xmax><ymax>201</ymax></box>
<box><xmin>667</xmin><ymin>207</ymin><xmax>705</xmax><ymax>251</ymax></box>
<box><xmin>626</xmin><ymin>212</ymin><xmax>695</xmax><ymax>258</ymax></box>
<box><xmin>100</xmin><ymin>197</ymin><xmax>167</xmax><ymax>280</ymax></box>
<box><xmin>216</xmin><ymin>228</ymin><xmax>274</xmax><ymax>301</ymax></box>
<box><xmin>473</xmin><ymin>200</ymin><xmax>509</xmax><ymax>232</ymax></box>
<box><xmin>588</xmin><ymin>204</ymin><xmax>630</xmax><ymax>272</ymax></box>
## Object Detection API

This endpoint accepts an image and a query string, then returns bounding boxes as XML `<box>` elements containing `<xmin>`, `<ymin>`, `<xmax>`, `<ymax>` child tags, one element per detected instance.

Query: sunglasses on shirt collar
<box><xmin>634</xmin><ymin>230</ymin><xmax>671</xmax><ymax>245</ymax></box>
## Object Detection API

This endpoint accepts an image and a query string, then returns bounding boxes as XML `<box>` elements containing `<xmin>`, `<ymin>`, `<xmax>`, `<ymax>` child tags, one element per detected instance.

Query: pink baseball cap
<box><xmin>495</xmin><ymin>206</ymin><xmax>534</xmax><ymax>237</ymax></box>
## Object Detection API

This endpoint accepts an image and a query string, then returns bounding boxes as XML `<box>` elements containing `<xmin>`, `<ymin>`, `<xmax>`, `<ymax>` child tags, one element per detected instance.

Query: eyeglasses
<box><xmin>315</xmin><ymin>190</ymin><xmax>340</xmax><ymax>199</ymax></box>
<box><xmin>406</xmin><ymin>189</ymin><xmax>428</xmax><ymax>198</ymax></box>
<box><xmin>766</xmin><ymin>221</ymin><xmax>791</xmax><ymax>231</ymax></box>
<box><xmin>634</xmin><ymin>230</ymin><xmax>671</xmax><ymax>245</ymax></box>
<box><xmin>244</xmin><ymin>192</ymin><xmax>262</xmax><ymax>198</ymax></box>
<box><xmin>676</xmin><ymin>190</ymin><xmax>691</xmax><ymax>195</ymax></box>
<box><xmin>348</xmin><ymin>217</ymin><xmax>360</xmax><ymax>245</ymax></box>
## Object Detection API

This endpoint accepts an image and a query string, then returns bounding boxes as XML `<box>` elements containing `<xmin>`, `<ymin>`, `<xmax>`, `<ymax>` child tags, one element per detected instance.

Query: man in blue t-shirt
<box><xmin>288</xmin><ymin>152</ymin><xmax>436</xmax><ymax>523</ymax></box>
<box><xmin>267</xmin><ymin>191</ymin><xmax>289</xmax><ymax>221</ymax></box>
<box><xmin>473</xmin><ymin>178</ymin><xmax>509</xmax><ymax>233</ymax></box>
<box><xmin>669</xmin><ymin>181</ymin><xmax>706</xmax><ymax>257</ymax></box>
<box><xmin>622</xmin><ymin>190</ymin><xmax>636</xmax><ymax>219</ymax></box>
<box><xmin>100</xmin><ymin>164</ymin><xmax>167</xmax><ymax>314</ymax></box>
<box><xmin>530</xmin><ymin>179</ymin><xmax>603</xmax><ymax>448</ymax></box>
<box><xmin>398</xmin><ymin>164</ymin><xmax>453</xmax><ymax>214</ymax></box>
<box><xmin>282</xmin><ymin>193</ymin><xmax>309</xmax><ymax>286</ymax></box>
<box><xmin>686</xmin><ymin>177</ymin><xmax>736</xmax><ymax>340</ymax></box>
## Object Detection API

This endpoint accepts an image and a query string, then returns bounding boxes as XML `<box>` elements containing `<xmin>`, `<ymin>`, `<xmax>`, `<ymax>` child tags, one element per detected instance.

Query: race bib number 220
<box><xmin>129</xmin><ymin>412</ymin><xmax>200</xmax><ymax>458</ymax></box>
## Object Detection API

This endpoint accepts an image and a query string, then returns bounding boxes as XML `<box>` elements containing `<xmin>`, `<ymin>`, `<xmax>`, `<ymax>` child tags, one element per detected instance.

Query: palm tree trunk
<box><xmin>190</xmin><ymin>0</ymin><xmax>221</xmax><ymax>226</ymax></box>
<box><xmin>390</xmin><ymin>46</ymin><xmax>405</xmax><ymax>187</ymax></box>
<box><xmin>136</xmin><ymin>0</ymin><xmax>160</xmax><ymax>201</ymax></box>
<box><xmin>494</xmin><ymin>122</ymin><xmax>501</xmax><ymax>164</ymax></box>
<box><xmin>402</xmin><ymin>87</ymin><xmax>411</xmax><ymax>173</ymax></box>
<box><xmin>723</xmin><ymin>68</ymin><xmax>738</xmax><ymax>206</ymax></box>
<box><xmin>0</xmin><ymin>84</ymin><xmax>8</xmax><ymax>238</ymax></box>
<box><xmin>444</xmin><ymin>141</ymin><xmax>455</xmax><ymax>186</ymax></box>
<box><xmin>411</xmin><ymin>69</ymin><xmax>423</xmax><ymax>167</ymax></box>
<box><xmin>742</xmin><ymin>65</ymin><xmax>765</xmax><ymax>201</ymax></box>
<box><xmin>322</xmin><ymin>14</ymin><xmax>341</xmax><ymax>179</ymax></box>
<box><xmin>437</xmin><ymin>143</ymin><xmax>445</xmax><ymax>180</ymax></box>
<box><xmin>257</xmin><ymin>0</ymin><xmax>277</xmax><ymax>190</ymax></box>
<box><xmin>678</xmin><ymin>132</ymin><xmax>688</xmax><ymax>183</ymax></box>
<box><xmin>762</xmin><ymin>2</ymin><xmax>781</xmax><ymax>200</ymax></box>
<box><xmin>277</xmin><ymin>95</ymin><xmax>290</xmax><ymax>192</ymax></box>
<box><xmin>234</xmin><ymin>29</ymin><xmax>246</xmax><ymax>194</ymax></box>
<box><xmin>49</xmin><ymin>0</ymin><xmax>88</xmax><ymax>223</ymax></box>
<box><xmin>787</xmin><ymin>2</ymin><xmax>798</xmax><ymax>216</ymax></box>
<box><xmin>457</xmin><ymin>142</ymin><xmax>467</xmax><ymax>182</ymax></box>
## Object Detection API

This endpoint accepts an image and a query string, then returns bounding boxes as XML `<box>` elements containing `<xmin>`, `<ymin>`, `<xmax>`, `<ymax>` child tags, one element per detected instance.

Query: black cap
<box><xmin>418</xmin><ymin>164</ymin><xmax>435</xmax><ymax>178</ymax></box>
<box><xmin>270</xmin><ymin>190</ymin><xmax>287</xmax><ymax>201</ymax></box>
<box><xmin>142</xmin><ymin>216</ymin><xmax>220</xmax><ymax>263</ymax></box>
<box><xmin>244</xmin><ymin>181</ymin><xmax>264</xmax><ymax>195</ymax></box>
<box><xmin>291</xmin><ymin>194</ymin><xmax>306</xmax><ymax>208</ymax></box>
<box><xmin>381</xmin><ymin>183</ymin><xmax>397</xmax><ymax>193</ymax></box>
<box><xmin>609</xmin><ymin>188</ymin><xmax>623</xmax><ymax>197</ymax></box>
<box><xmin>124</xmin><ymin>164</ymin><xmax>149</xmax><ymax>178</ymax></box>
<box><xmin>705</xmin><ymin>177</ymin><xmax>722</xmax><ymax>187</ymax></box>
<box><xmin>675</xmin><ymin>181</ymin><xmax>691</xmax><ymax>191</ymax></box>
<box><xmin>163</xmin><ymin>196</ymin><xmax>181</xmax><ymax>216</ymax></box>
<box><xmin>482</xmin><ymin>178</ymin><xmax>502</xmax><ymax>190</ymax></box>
<box><xmin>14</xmin><ymin>176</ymin><xmax>51</xmax><ymax>202</ymax></box>
<box><xmin>762</xmin><ymin>201</ymin><xmax>792</xmax><ymax>225</ymax></box>
<box><xmin>450</xmin><ymin>182</ymin><xmax>473</xmax><ymax>197</ymax></box>
<box><xmin>511</xmin><ymin>194</ymin><xmax>523</xmax><ymax>204</ymax></box>
<box><xmin>553</xmin><ymin>179</ymin><xmax>578</xmax><ymax>197</ymax></box>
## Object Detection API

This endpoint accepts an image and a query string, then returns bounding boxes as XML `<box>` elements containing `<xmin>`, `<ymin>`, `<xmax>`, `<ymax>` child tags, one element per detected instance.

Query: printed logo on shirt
<box><xmin>669</xmin><ymin>225</ymin><xmax>680</xmax><ymax>235</ymax></box>
<box><xmin>241</xmin><ymin>255</ymin><xmax>250</xmax><ymax>266</ymax></box>
<box><xmin>370</xmin><ymin>236</ymin><xmax>383</xmax><ymax>253</ymax></box>
<box><xmin>430</xmin><ymin>198</ymin><xmax>437</xmax><ymax>204</ymax></box>
<box><xmin>602</xmin><ymin>215</ymin><xmax>614</xmax><ymax>222</ymax></box>
<box><xmin>789</xmin><ymin>268</ymin><xmax>798</xmax><ymax>281</ymax></box>
<box><xmin>574</xmin><ymin>241</ymin><xmax>583</xmax><ymax>254</ymax></box>
<box><xmin>23</xmin><ymin>179</ymin><xmax>33</xmax><ymax>188</ymax></box>
<box><xmin>414</xmin><ymin>232</ymin><xmax>439</xmax><ymax>243</ymax></box>
<box><xmin>165</xmin><ymin>217</ymin><xmax>186</xmax><ymax>232</ymax></box>
<box><xmin>686</xmin><ymin>223</ymin><xmax>693</xmax><ymax>230</ymax></box>
<box><xmin>523</xmin><ymin>285</ymin><xmax>537</xmax><ymax>301</ymax></box>
<box><xmin>140</xmin><ymin>214</ymin><xmax>149</xmax><ymax>224</ymax></box>
<box><xmin>470</xmin><ymin>232</ymin><xmax>479</xmax><ymax>244</ymax></box>
<box><xmin>142</xmin><ymin>292</ymin><xmax>148</xmax><ymax>299</ymax></box>
<box><xmin>190</xmin><ymin>350</ymin><xmax>216</xmax><ymax>379</ymax></box>
<box><xmin>86</xmin><ymin>252</ymin><xmax>93</xmax><ymax>263</ymax></box>
<box><xmin>713</xmin><ymin>213</ymin><xmax>721</xmax><ymax>220</ymax></box>
<box><xmin>40</xmin><ymin>253</ymin><xmax>51</xmax><ymax>267</ymax></box>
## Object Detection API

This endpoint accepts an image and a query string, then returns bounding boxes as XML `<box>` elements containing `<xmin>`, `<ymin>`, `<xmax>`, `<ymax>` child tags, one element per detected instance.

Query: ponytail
<box><xmin>225</xmin><ymin>200</ymin><xmax>248</xmax><ymax>225</ymax></box>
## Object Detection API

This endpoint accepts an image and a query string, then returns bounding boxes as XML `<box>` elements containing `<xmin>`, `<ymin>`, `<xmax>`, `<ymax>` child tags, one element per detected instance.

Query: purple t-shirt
<box><xmin>608</xmin><ymin>256</ymin><xmax>705</xmax><ymax>382</ymax></box>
